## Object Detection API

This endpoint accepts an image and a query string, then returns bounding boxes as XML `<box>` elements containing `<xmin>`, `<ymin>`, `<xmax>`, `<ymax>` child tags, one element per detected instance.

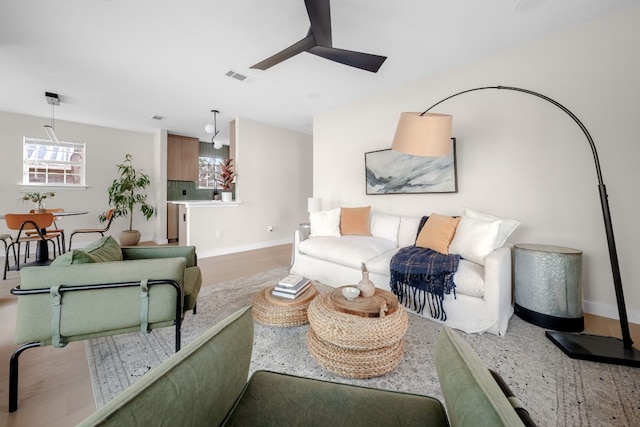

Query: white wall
<box><xmin>0</xmin><ymin>111</ymin><xmax>160</xmax><ymax>247</ymax></box>
<box><xmin>313</xmin><ymin>6</ymin><xmax>640</xmax><ymax>322</ymax></box>
<box><xmin>186</xmin><ymin>118</ymin><xmax>313</xmax><ymax>257</ymax></box>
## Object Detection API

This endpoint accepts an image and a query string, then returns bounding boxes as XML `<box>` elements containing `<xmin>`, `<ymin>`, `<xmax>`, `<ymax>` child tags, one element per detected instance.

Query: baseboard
<box><xmin>197</xmin><ymin>238</ymin><xmax>292</xmax><ymax>259</ymax></box>
<box><xmin>584</xmin><ymin>299</ymin><xmax>640</xmax><ymax>325</ymax></box>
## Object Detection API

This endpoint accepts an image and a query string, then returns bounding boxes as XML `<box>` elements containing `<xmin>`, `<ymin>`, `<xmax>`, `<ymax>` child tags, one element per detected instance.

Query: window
<box><xmin>198</xmin><ymin>142</ymin><xmax>229</xmax><ymax>189</ymax></box>
<box><xmin>199</xmin><ymin>156</ymin><xmax>222</xmax><ymax>188</ymax></box>
<box><xmin>23</xmin><ymin>137</ymin><xmax>86</xmax><ymax>186</ymax></box>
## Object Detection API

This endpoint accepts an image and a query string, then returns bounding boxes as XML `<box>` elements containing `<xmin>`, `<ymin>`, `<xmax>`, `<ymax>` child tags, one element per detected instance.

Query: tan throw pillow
<box><xmin>415</xmin><ymin>213</ymin><xmax>461</xmax><ymax>254</ymax></box>
<box><xmin>340</xmin><ymin>206</ymin><xmax>371</xmax><ymax>236</ymax></box>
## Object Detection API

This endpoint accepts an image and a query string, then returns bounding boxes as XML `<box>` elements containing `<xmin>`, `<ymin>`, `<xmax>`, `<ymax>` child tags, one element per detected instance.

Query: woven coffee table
<box><xmin>252</xmin><ymin>284</ymin><xmax>318</xmax><ymax>327</ymax></box>
<box><xmin>306</xmin><ymin>287</ymin><xmax>408</xmax><ymax>378</ymax></box>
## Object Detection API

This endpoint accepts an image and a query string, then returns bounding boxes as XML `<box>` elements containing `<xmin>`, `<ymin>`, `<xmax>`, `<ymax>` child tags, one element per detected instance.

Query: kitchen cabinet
<box><xmin>167</xmin><ymin>203</ymin><xmax>179</xmax><ymax>242</ymax></box>
<box><xmin>167</xmin><ymin>134</ymin><xmax>199</xmax><ymax>181</ymax></box>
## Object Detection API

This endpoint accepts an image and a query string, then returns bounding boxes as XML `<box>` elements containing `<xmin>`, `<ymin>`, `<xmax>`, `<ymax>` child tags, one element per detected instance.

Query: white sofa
<box><xmin>290</xmin><ymin>211</ymin><xmax>514</xmax><ymax>336</ymax></box>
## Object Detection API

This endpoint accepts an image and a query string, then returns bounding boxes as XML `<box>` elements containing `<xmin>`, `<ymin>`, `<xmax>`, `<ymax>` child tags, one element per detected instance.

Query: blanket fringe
<box><xmin>390</xmin><ymin>271</ymin><xmax>456</xmax><ymax>321</ymax></box>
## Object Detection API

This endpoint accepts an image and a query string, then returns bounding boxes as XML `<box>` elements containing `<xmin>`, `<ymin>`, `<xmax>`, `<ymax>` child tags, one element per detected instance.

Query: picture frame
<box><xmin>365</xmin><ymin>138</ymin><xmax>457</xmax><ymax>194</ymax></box>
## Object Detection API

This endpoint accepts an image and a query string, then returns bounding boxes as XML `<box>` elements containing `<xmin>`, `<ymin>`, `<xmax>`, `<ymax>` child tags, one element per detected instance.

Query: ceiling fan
<box><xmin>251</xmin><ymin>0</ymin><xmax>387</xmax><ymax>73</ymax></box>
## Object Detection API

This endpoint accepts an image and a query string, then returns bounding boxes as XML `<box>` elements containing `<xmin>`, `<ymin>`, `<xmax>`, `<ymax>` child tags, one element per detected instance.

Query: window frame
<box><xmin>23</xmin><ymin>136</ymin><xmax>86</xmax><ymax>187</ymax></box>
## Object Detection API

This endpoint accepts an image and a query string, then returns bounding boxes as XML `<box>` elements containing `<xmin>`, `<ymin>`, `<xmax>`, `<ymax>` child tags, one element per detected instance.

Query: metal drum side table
<box><xmin>514</xmin><ymin>244</ymin><xmax>584</xmax><ymax>332</ymax></box>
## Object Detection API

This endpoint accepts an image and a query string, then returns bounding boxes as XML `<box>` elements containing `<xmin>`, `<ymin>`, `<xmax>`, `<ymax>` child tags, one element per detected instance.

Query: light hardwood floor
<box><xmin>0</xmin><ymin>244</ymin><xmax>638</xmax><ymax>426</ymax></box>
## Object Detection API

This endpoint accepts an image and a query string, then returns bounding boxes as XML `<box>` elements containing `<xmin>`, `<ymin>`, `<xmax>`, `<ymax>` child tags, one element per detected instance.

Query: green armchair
<box><xmin>8</xmin><ymin>236</ymin><xmax>202</xmax><ymax>412</ymax></box>
<box><xmin>78</xmin><ymin>306</ymin><xmax>535</xmax><ymax>427</ymax></box>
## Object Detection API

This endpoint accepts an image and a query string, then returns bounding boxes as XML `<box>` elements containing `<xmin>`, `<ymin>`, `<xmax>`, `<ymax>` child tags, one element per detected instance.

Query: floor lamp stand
<box><xmin>421</xmin><ymin>86</ymin><xmax>639</xmax><ymax>367</ymax></box>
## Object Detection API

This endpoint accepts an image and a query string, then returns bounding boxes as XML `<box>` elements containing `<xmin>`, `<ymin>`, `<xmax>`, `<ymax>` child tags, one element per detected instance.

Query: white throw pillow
<box><xmin>463</xmin><ymin>208</ymin><xmax>520</xmax><ymax>248</ymax></box>
<box><xmin>369</xmin><ymin>212</ymin><xmax>401</xmax><ymax>245</ymax></box>
<box><xmin>309</xmin><ymin>208</ymin><xmax>341</xmax><ymax>238</ymax></box>
<box><xmin>449</xmin><ymin>217</ymin><xmax>500</xmax><ymax>265</ymax></box>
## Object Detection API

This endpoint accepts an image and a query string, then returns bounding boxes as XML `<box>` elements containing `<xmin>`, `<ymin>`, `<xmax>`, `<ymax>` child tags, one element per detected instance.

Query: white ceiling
<box><xmin>0</xmin><ymin>0</ymin><xmax>637</xmax><ymax>145</ymax></box>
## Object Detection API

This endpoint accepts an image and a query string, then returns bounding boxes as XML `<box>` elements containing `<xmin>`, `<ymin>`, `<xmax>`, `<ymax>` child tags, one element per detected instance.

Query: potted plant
<box><xmin>216</xmin><ymin>158</ymin><xmax>237</xmax><ymax>202</ymax></box>
<box><xmin>21</xmin><ymin>191</ymin><xmax>55</xmax><ymax>213</ymax></box>
<box><xmin>100</xmin><ymin>154</ymin><xmax>155</xmax><ymax>246</ymax></box>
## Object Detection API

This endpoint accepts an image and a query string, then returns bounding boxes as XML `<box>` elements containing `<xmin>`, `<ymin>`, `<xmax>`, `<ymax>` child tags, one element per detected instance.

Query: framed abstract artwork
<box><xmin>365</xmin><ymin>138</ymin><xmax>457</xmax><ymax>194</ymax></box>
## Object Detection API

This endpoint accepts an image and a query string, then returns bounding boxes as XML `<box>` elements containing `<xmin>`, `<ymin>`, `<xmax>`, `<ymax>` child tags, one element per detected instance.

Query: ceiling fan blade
<box><xmin>309</xmin><ymin>45</ymin><xmax>387</xmax><ymax>73</ymax></box>
<box><xmin>305</xmin><ymin>0</ymin><xmax>332</xmax><ymax>46</ymax></box>
<box><xmin>251</xmin><ymin>34</ymin><xmax>316</xmax><ymax>70</ymax></box>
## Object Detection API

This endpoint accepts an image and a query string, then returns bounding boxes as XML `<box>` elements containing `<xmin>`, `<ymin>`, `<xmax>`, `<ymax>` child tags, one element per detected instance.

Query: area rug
<box><xmin>86</xmin><ymin>267</ymin><xmax>639</xmax><ymax>426</ymax></box>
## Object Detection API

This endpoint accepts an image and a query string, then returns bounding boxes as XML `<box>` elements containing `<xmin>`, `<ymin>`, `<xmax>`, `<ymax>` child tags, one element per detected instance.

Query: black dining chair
<box><xmin>68</xmin><ymin>208</ymin><xmax>115</xmax><ymax>251</ymax></box>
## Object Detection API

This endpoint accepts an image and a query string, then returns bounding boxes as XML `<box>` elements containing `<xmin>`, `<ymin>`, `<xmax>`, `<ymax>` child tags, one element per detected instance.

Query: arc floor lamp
<box><xmin>392</xmin><ymin>85</ymin><xmax>639</xmax><ymax>367</ymax></box>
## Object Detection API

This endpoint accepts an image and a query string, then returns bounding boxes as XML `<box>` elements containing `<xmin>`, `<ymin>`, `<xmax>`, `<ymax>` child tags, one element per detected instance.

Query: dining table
<box><xmin>1</xmin><ymin>210</ymin><xmax>89</xmax><ymax>266</ymax></box>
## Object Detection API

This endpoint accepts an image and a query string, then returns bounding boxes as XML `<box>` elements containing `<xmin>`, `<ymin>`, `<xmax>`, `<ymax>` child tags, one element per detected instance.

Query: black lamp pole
<box><xmin>422</xmin><ymin>85</ymin><xmax>639</xmax><ymax>367</ymax></box>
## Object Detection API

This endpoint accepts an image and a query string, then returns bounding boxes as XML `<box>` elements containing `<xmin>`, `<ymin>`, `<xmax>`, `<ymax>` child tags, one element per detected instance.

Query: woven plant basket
<box><xmin>252</xmin><ymin>286</ymin><xmax>317</xmax><ymax>327</ymax></box>
<box><xmin>307</xmin><ymin>328</ymin><xmax>405</xmax><ymax>378</ymax></box>
<box><xmin>307</xmin><ymin>291</ymin><xmax>408</xmax><ymax>350</ymax></box>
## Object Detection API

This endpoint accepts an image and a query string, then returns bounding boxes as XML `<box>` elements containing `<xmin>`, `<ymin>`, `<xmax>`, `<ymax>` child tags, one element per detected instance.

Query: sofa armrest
<box><xmin>482</xmin><ymin>247</ymin><xmax>513</xmax><ymax>314</ymax></box>
<box><xmin>436</xmin><ymin>326</ymin><xmax>527</xmax><ymax>426</ymax></box>
<box><xmin>121</xmin><ymin>246</ymin><xmax>198</xmax><ymax>267</ymax></box>
<box><xmin>77</xmin><ymin>307</ymin><xmax>254</xmax><ymax>427</ymax></box>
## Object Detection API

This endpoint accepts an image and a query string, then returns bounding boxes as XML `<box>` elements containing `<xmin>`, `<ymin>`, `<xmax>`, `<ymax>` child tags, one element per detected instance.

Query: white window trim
<box><xmin>23</xmin><ymin>136</ymin><xmax>86</xmax><ymax>187</ymax></box>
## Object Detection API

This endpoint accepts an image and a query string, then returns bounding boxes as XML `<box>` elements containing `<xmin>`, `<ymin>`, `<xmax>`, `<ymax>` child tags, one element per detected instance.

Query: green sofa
<box><xmin>78</xmin><ymin>306</ymin><xmax>535</xmax><ymax>427</ymax></box>
<box><xmin>8</xmin><ymin>236</ymin><xmax>202</xmax><ymax>412</ymax></box>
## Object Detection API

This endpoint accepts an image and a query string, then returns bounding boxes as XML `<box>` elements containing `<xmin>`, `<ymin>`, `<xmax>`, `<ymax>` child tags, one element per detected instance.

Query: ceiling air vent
<box><xmin>225</xmin><ymin>69</ymin><xmax>253</xmax><ymax>83</ymax></box>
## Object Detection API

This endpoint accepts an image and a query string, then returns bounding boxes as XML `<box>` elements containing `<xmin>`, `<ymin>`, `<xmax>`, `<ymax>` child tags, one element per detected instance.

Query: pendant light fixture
<box><xmin>44</xmin><ymin>92</ymin><xmax>60</xmax><ymax>144</ymax></box>
<box><xmin>205</xmin><ymin>109</ymin><xmax>223</xmax><ymax>149</ymax></box>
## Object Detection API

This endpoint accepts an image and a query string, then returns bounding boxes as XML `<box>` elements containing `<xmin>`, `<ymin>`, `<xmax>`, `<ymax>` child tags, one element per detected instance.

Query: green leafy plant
<box><xmin>21</xmin><ymin>191</ymin><xmax>55</xmax><ymax>204</ymax></box>
<box><xmin>215</xmin><ymin>158</ymin><xmax>237</xmax><ymax>191</ymax></box>
<box><xmin>100</xmin><ymin>154</ymin><xmax>155</xmax><ymax>231</ymax></box>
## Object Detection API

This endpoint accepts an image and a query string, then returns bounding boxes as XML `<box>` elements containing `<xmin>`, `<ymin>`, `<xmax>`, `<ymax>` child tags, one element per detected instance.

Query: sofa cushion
<box><xmin>298</xmin><ymin>236</ymin><xmax>397</xmax><ymax>270</ymax></box>
<box><xmin>398</xmin><ymin>216</ymin><xmax>422</xmax><ymax>247</ymax></box>
<box><xmin>365</xmin><ymin>248</ymin><xmax>399</xmax><ymax>276</ymax></box>
<box><xmin>225</xmin><ymin>370</ymin><xmax>448</xmax><ymax>426</ymax></box>
<box><xmin>464</xmin><ymin>208</ymin><xmax>520</xmax><ymax>248</ymax></box>
<box><xmin>80</xmin><ymin>235</ymin><xmax>123</xmax><ymax>262</ymax></box>
<box><xmin>50</xmin><ymin>249</ymin><xmax>97</xmax><ymax>266</ymax></box>
<box><xmin>310</xmin><ymin>208</ymin><xmax>341</xmax><ymax>238</ymax></box>
<box><xmin>453</xmin><ymin>260</ymin><xmax>485</xmax><ymax>298</ymax></box>
<box><xmin>340</xmin><ymin>206</ymin><xmax>371</xmax><ymax>236</ymax></box>
<box><xmin>449</xmin><ymin>217</ymin><xmax>501</xmax><ymax>265</ymax></box>
<box><xmin>369</xmin><ymin>212</ymin><xmax>400</xmax><ymax>245</ymax></box>
<box><xmin>436</xmin><ymin>326</ymin><xmax>525</xmax><ymax>426</ymax></box>
<box><xmin>416</xmin><ymin>214</ymin><xmax>461</xmax><ymax>254</ymax></box>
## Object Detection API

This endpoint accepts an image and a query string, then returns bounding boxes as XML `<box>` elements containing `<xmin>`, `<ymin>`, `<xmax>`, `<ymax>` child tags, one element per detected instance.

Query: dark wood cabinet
<box><xmin>167</xmin><ymin>134</ymin><xmax>199</xmax><ymax>181</ymax></box>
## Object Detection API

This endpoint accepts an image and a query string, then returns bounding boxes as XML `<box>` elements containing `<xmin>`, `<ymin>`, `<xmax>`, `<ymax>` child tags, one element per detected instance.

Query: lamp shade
<box><xmin>391</xmin><ymin>112</ymin><xmax>452</xmax><ymax>156</ymax></box>
<box><xmin>307</xmin><ymin>197</ymin><xmax>322</xmax><ymax>213</ymax></box>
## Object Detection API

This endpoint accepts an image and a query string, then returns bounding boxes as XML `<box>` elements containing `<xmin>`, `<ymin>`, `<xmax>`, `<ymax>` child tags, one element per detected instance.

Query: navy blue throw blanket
<box><xmin>390</xmin><ymin>246</ymin><xmax>460</xmax><ymax>321</ymax></box>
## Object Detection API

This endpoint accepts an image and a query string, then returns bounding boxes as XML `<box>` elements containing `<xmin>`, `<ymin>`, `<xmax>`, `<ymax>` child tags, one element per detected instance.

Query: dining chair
<box><xmin>1</xmin><ymin>233</ymin><xmax>17</xmax><ymax>279</ymax></box>
<box><xmin>68</xmin><ymin>208</ymin><xmax>115</xmax><ymax>251</ymax></box>
<box><xmin>3</xmin><ymin>213</ymin><xmax>59</xmax><ymax>279</ymax></box>
<box><xmin>27</xmin><ymin>208</ymin><xmax>66</xmax><ymax>255</ymax></box>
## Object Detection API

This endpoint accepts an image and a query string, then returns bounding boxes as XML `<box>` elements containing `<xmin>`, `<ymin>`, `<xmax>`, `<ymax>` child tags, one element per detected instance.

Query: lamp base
<box><xmin>546</xmin><ymin>331</ymin><xmax>640</xmax><ymax>368</ymax></box>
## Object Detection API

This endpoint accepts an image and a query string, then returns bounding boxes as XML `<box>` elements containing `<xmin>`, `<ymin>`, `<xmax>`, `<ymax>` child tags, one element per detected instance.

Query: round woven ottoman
<box><xmin>252</xmin><ymin>285</ymin><xmax>318</xmax><ymax>327</ymax></box>
<box><xmin>306</xmin><ymin>289</ymin><xmax>408</xmax><ymax>378</ymax></box>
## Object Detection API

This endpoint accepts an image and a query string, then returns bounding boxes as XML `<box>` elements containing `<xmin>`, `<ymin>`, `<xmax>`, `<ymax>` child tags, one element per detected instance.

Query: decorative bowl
<box><xmin>342</xmin><ymin>287</ymin><xmax>361</xmax><ymax>301</ymax></box>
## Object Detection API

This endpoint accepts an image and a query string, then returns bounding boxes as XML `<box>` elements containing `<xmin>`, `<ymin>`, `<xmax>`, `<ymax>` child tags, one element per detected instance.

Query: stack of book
<box><xmin>272</xmin><ymin>274</ymin><xmax>312</xmax><ymax>300</ymax></box>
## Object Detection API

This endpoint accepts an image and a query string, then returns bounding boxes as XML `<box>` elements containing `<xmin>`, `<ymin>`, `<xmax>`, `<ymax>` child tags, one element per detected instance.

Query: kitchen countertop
<box><xmin>168</xmin><ymin>200</ymin><xmax>240</xmax><ymax>207</ymax></box>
